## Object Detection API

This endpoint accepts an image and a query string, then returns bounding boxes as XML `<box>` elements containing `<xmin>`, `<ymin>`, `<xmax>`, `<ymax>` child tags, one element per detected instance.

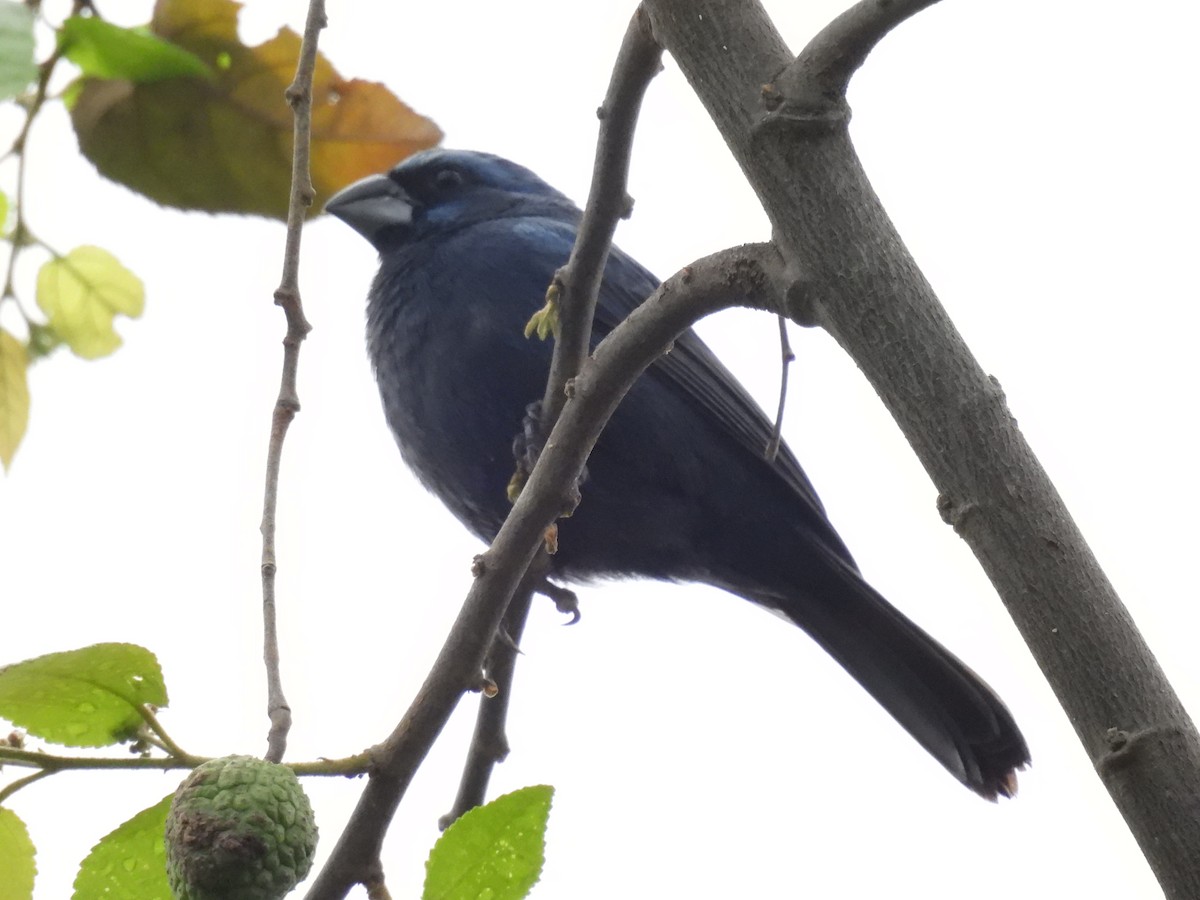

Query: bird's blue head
<box><xmin>326</xmin><ymin>149</ymin><xmax>576</xmax><ymax>251</ymax></box>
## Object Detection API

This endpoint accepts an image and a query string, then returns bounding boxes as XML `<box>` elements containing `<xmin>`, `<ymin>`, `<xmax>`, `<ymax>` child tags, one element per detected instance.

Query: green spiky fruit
<box><xmin>164</xmin><ymin>755</ymin><xmax>317</xmax><ymax>900</ymax></box>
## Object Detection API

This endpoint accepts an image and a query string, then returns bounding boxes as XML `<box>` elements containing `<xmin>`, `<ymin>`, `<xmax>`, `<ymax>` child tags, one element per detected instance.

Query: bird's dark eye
<box><xmin>434</xmin><ymin>168</ymin><xmax>465</xmax><ymax>190</ymax></box>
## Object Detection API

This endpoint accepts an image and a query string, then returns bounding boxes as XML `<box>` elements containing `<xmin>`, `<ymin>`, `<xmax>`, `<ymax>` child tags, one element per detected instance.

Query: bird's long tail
<box><xmin>740</xmin><ymin>556</ymin><xmax>1029</xmax><ymax>799</ymax></box>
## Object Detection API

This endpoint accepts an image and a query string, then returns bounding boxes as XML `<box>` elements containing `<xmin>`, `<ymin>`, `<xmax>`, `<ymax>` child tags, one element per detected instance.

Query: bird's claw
<box><xmin>509</xmin><ymin>400</ymin><xmax>588</xmax><ymax>505</ymax></box>
<box><xmin>513</xmin><ymin>400</ymin><xmax>545</xmax><ymax>474</ymax></box>
<box><xmin>537</xmin><ymin>579</ymin><xmax>581</xmax><ymax>624</ymax></box>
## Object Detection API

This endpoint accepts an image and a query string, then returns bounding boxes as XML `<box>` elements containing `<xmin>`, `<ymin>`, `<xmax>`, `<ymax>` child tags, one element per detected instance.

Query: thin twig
<box><xmin>2</xmin><ymin>0</ymin><xmax>92</xmax><ymax>303</ymax></box>
<box><xmin>0</xmin><ymin>747</ymin><xmax>205</xmax><ymax>772</ymax></box>
<box><xmin>303</xmin><ymin>244</ymin><xmax>786</xmax><ymax>900</ymax></box>
<box><xmin>439</xmin><ymin>7</ymin><xmax>665</xmax><ymax>830</ymax></box>
<box><xmin>1</xmin><ymin>45</ymin><xmax>66</xmax><ymax>303</ymax></box>
<box><xmin>260</xmin><ymin>0</ymin><xmax>324</xmax><ymax>765</ymax></box>
<box><xmin>765</xmin><ymin>314</ymin><xmax>794</xmax><ymax>461</ymax></box>
<box><xmin>540</xmin><ymin>6</ymin><xmax>664</xmax><ymax>422</ymax></box>
<box><xmin>0</xmin><ymin>744</ymin><xmax>371</xmax><ymax>777</ymax></box>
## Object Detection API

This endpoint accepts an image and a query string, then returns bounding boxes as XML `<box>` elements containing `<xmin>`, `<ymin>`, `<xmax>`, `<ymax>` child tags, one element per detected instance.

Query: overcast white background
<box><xmin>2</xmin><ymin>1</ymin><xmax>1198</xmax><ymax>897</ymax></box>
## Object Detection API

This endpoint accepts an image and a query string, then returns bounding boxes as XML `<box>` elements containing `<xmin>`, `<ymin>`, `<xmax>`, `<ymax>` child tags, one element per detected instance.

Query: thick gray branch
<box><xmin>643</xmin><ymin>1</ymin><xmax>1200</xmax><ymax>896</ymax></box>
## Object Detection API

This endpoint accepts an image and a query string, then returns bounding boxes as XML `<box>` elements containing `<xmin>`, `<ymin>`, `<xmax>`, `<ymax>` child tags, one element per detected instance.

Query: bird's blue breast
<box><xmin>366</xmin><ymin>218</ymin><xmax>567</xmax><ymax>542</ymax></box>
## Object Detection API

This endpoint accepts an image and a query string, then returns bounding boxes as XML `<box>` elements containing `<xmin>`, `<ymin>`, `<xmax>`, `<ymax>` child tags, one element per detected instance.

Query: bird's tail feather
<box><xmin>742</xmin><ymin>559</ymin><xmax>1029</xmax><ymax>799</ymax></box>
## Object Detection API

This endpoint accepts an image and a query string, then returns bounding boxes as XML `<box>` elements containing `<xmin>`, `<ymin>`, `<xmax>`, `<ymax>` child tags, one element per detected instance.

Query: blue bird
<box><xmin>326</xmin><ymin>148</ymin><xmax>1029</xmax><ymax>799</ymax></box>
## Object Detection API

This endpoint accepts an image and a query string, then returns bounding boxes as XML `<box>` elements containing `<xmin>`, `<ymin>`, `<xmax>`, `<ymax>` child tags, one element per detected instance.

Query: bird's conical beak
<box><xmin>325</xmin><ymin>174</ymin><xmax>416</xmax><ymax>248</ymax></box>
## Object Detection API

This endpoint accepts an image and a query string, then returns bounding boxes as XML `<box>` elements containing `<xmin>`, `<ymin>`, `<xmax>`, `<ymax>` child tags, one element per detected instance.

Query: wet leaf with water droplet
<box><xmin>0</xmin><ymin>643</ymin><xmax>167</xmax><ymax>747</ymax></box>
<box><xmin>423</xmin><ymin>785</ymin><xmax>552</xmax><ymax>900</ymax></box>
<box><xmin>72</xmin><ymin>795</ymin><xmax>173</xmax><ymax>900</ymax></box>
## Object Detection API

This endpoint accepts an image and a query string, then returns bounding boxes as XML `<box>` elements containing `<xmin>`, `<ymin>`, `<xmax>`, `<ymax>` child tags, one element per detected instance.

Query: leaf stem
<box><xmin>137</xmin><ymin>705</ymin><xmax>191</xmax><ymax>760</ymax></box>
<box><xmin>0</xmin><ymin>768</ymin><xmax>52</xmax><ymax>804</ymax></box>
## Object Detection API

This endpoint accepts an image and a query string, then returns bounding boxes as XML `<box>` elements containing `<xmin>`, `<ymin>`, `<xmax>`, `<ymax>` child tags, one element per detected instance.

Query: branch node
<box><xmin>760</xmin><ymin>81</ymin><xmax>784</xmax><ymax>111</ymax></box>
<box><xmin>276</xmin><ymin>394</ymin><xmax>301</xmax><ymax>415</ymax></box>
<box><xmin>754</xmin><ymin>97</ymin><xmax>848</xmax><ymax>141</ymax></box>
<box><xmin>364</xmin><ymin>873</ymin><xmax>391</xmax><ymax>900</ymax></box>
<box><xmin>771</xmin><ymin>250</ymin><xmax>818</xmax><ymax>325</ymax></box>
<box><xmin>560</xmin><ymin>482</ymin><xmax>582</xmax><ymax>518</ymax></box>
<box><xmin>1098</xmin><ymin>726</ymin><xmax>1157</xmax><ymax>775</ymax></box>
<box><xmin>936</xmin><ymin>494</ymin><xmax>979</xmax><ymax>534</ymax></box>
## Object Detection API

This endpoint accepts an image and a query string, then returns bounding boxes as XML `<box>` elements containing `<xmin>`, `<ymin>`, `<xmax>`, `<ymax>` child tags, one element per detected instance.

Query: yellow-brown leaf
<box><xmin>70</xmin><ymin>0</ymin><xmax>441</xmax><ymax>220</ymax></box>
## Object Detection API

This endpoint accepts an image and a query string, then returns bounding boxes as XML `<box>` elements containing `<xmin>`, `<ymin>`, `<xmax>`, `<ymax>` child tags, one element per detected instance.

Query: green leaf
<box><xmin>59</xmin><ymin>16</ymin><xmax>210</xmax><ymax>83</ymax></box>
<box><xmin>0</xmin><ymin>643</ymin><xmax>168</xmax><ymax>747</ymax></box>
<box><xmin>36</xmin><ymin>246</ymin><xmax>145</xmax><ymax>359</ymax></box>
<box><xmin>0</xmin><ymin>329</ymin><xmax>30</xmax><ymax>472</ymax></box>
<box><xmin>72</xmin><ymin>795</ymin><xmax>173</xmax><ymax>900</ymax></box>
<box><xmin>0</xmin><ymin>807</ymin><xmax>37</xmax><ymax>900</ymax></box>
<box><xmin>0</xmin><ymin>1</ymin><xmax>36</xmax><ymax>102</ymax></box>
<box><xmin>0</xmin><ymin>188</ymin><xmax>9</xmax><ymax>235</ymax></box>
<box><xmin>424</xmin><ymin>785</ymin><xmax>553</xmax><ymax>900</ymax></box>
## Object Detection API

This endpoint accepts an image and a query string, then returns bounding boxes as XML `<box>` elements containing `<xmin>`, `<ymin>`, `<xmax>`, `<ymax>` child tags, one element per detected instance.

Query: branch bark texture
<box><xmin>641</xmin><ymin>1</ymin><xmax>1200</xmax><ymax>896</ymax></box>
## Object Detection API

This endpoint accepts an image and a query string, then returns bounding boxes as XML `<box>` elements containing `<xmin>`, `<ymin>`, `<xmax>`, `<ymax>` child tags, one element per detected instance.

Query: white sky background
<box><xmin>2</xmin><ymin>0</ymin><xmax>1198</xmax><ymax>897</ymax></box>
